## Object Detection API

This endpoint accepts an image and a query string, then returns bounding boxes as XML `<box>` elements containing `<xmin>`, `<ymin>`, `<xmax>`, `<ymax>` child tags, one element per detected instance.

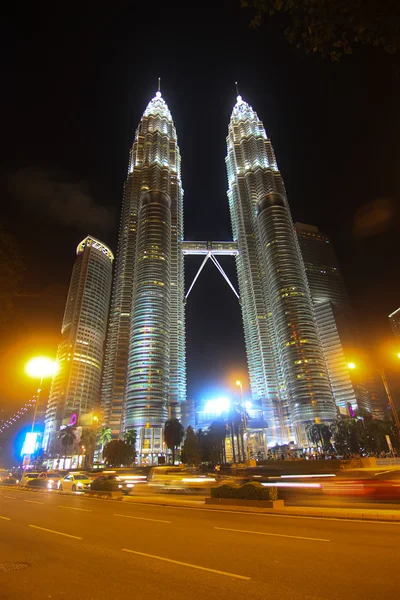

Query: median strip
<box><xmin>29</xmin><ymin>525</ymin><xmax>82</xmax><ymax>539</ymax></box>
<box><xmin>214</xmin><ymin>526</ymin><xmax>330</xmax><ymax>542</ymax></box>
<box><xmin>114</xmin><ymin>513</ymin><xmax>171</xmax><ymax>524</ymax></box>
<box><xmin>58</xmin><ymin>505</ymin><xmax>92</xmax><ymax>512</ymax></box>
<box><xmin>121</xmin><ymin>549</ymin><xmax>250</xmax><ymax>580</ymax></box>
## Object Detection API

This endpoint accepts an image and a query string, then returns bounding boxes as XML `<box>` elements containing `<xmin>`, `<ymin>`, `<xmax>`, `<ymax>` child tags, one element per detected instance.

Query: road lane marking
<box><xmin>4</xmin><ymin>496</ymin><xmax>17</xmax><ymax>500</ymax></box>
<box><xmin>214</xmin><ymin>526</ymin><xmax>330</xmax><ymax>542</ymax></box>
<box><xmin>126</xmin><ymin>502</ymin><xmax>400</xmax><ymax>526</ymax></box>
<box><xmin>58</xmin><ymin>505</ymin><xmax>92</xmax><ymax>512</ymax></box>
<box><xmin>114</xmin><ymin>513</ymin><xmax>171</xmax><ymax>524</ymax></box>
<box><xmin>29</xmin><ymin>525</ymin><xmax>82</xmax><ymax>539</ymax></box>
<box><xmin>0</xmin><ymin>516</ymin><xmax>11</xmax><ymax>520</ymax></box>
<box><xmin>121</xmin><ymin>549</ymin><xmax>250</xmax><ymax>580</ymax></box>
<box><xmin>24</xmin><ymin>500</ymin><xmax>44</xmax><ymax>505</ymax></box>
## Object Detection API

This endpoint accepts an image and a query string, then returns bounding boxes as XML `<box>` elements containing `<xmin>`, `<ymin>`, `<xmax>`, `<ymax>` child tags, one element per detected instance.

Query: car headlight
<box><xmin>118</xmin><ymin>484</ymin><xmax>123</xmax><ymax>488</ymax></box>
<box><xmin>77</xmin><ymin>482</ymin><xmax>83</xmax><ymax>488</ymax></box>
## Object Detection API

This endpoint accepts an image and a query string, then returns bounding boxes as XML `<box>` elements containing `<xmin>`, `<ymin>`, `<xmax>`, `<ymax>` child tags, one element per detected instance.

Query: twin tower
<box><xmin>101</xmin><ymin>90</ymin><xmax>336</xmax><ymax>456</ymax></box>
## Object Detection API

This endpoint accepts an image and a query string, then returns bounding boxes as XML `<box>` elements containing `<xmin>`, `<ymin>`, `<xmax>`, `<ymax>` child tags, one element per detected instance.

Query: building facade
<box><xmin>43</xmin><ymin>236</ymin><xmax>113</xmax><ymax>452</ymax></box>
<box><xmin>295</xmin><ymin>223</ymin><xmax>357</xmax><ymax>415</ymax></box>
<box><xmin>101</xmin><ymin>91</ymin><xmax>185</xmax><ymax>460</ymax></box>
<box><xmin>226</xmin><ymin>96</ymin><xmax>336</xmax><ymax>445</ymax></box>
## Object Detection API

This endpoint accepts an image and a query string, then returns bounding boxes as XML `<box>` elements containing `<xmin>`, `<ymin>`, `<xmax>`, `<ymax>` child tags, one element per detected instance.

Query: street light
<box><xmin>347</xmin><ymin>361</ymin><xmax>400</xmax><ymax>437</ymax></box>
<box><xmin>25</xmin><ymin>357</ymin><xmax>57</xmax><ymax>434</ymax></box>
<box><xmin>236</xmin><ymin>380</ymin><xmax>251</xmax><ymax>463</ymax></box>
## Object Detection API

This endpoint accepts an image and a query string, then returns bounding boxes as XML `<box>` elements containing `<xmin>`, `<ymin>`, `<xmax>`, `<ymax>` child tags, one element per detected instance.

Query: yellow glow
<box><xmin>347</xmin><ymin>362</ymin><xmax>356</xmax><ymax>370</ymax></box>
<box><xmin>236</xmin><ymin>380</ymin><xmax>242</xmax><ymax>387</ymax></box>
<box><xmin>25</xmin><ymin>357</ymin><xmax>57</xmax><ymax>379</ymax></box>
<box><xmin>397</xmin><ymin>353</ymin><xmax>400</xmax><ymax>360</ymax></box>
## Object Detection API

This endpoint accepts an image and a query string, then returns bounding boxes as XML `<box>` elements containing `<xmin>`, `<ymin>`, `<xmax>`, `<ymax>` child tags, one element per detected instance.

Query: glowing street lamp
<box><xmin>25</xmin><ymin>356</ymin><xmax>57</xmax><ymax>433</ymax></box>
<box><xmin>347</xmin><ymin>360</ymin><xmax>400</xmax><ymax>436</ymax></box>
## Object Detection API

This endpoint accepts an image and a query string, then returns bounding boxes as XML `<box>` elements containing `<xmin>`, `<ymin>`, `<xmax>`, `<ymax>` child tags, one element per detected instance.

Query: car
<box><xmin>58</xmin><ymin>473</ymin><xmax>91</xmax><ymax>492</ymax></box>
<box><xmin>147</xmin><ymin>466</ymin><xmax>217</xmax><ymax>492</ymax></box>
<box><xmin>20</xmin><ymin>471</ymin><xmax>41</xmax><ymax>486</ymax></box>
<box><xmin>27</xmin><ymin>471</ymin><xmax>62</xmax><ymax>490</ymax></box>
<box><xmin>0</xmin><ymin>470</ymin><xmax>19</xmax><ymax>485</ymax></box>
<box><xmin>90</xmin><ymin>474</ymin><xmax>129</xmax><ymax>494</ymax></box>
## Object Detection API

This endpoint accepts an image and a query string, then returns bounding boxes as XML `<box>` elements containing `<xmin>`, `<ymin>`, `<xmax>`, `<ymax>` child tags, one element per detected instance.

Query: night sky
<box><xmin>1</xmin><ymin>1</ymin><xmax>400</xmax><ymax>428</ymax></box>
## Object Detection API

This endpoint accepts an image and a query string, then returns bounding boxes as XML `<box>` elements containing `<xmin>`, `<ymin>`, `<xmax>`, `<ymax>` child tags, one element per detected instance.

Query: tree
<box><xmin>164</xmin><ymin>418</ymin><xmax>184</xmax><ymax>465</ymax></box>
<box><xmin>208</xmin><ymin>419</ymin><xmax>228</xmax><ymax>464</ymax></box>
<box><xmin>80</xmin><ymin>428</ymin><xmax>97</xmax><ymax>468</ymax></box>
<box><xmin>103</xmin><ymin>439</ymin><xmax>135</xmax><ymax>467</ymax></box>
<box><xmin>98</xmin><ymin>426</ymin><xmax>112</xmax><ymax>450</ymax></box>
<box><xmin>58</xmin><ymin>425</ymin><xmax>77</xmax><ymax>462</ymax></box>
<box><xmin>242</xmin><ymin>0</ymin><xmax>400</xmax><ymax>61</ymax></box>
<box><xmin>124</xmin><ymin>429</ymin><xmax>137</xmax><ymax>448</ymax></box>
<box><xmin>181</xmin><ymin>426</ymin><xmax>202</xmax><ymax>466</ymax></box>
<box><xmin>306</xmin><ymin>422</ymin><xmax>332</xmax><ymax>452</ymax></box>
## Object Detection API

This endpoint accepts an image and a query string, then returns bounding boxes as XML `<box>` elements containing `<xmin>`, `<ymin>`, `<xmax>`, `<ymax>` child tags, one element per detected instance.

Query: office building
<box><xmin>43</xmin><ymin>236</ymin><xmax>113</xmax><ymax>452</ymax></box>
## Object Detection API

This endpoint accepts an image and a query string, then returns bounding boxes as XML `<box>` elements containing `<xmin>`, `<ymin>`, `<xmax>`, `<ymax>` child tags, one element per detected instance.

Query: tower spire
<box><xmin>158</xmin><ymin>77</ymin><xmax>161</xmax><ymax>92</ymax></box>
<box><xmin>235</xmin><ymin>81</ymin><xmax>239</xmax><ymax>96</ymax></box>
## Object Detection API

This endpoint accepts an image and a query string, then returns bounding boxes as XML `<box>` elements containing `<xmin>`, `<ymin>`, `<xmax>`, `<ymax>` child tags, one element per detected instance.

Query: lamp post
<box><xmin>25</xmin><ymin>357</ymin><xmax>57</xmax><ymax>433</ymax></box>
<box><xmin>236</xmin><ymin>380</ymin><xmax>251</xmax><ymax>463</ymax></box>
<box><xmin>25</xmin><ymin>356</ymin><xmax>57</xmax><ymax>464</ymax></box>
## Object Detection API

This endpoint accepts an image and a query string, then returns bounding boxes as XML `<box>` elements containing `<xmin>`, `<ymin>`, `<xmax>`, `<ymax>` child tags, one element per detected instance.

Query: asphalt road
<box><xmin>1</xmin><ymin>487</ymin><xmax>399</xmax><ymax>600</ymax></box>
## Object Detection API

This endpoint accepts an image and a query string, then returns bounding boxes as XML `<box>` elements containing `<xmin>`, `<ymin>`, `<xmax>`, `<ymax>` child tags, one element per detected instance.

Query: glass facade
<box><xmin>226</xmin><ymin>96</ymin><xmax>336</xmax><ymax>444</ymax></box>
<box><xmin>43</xmin><ymin>237</ymin><xmax>113</xmax><ymax>452</ymax></box>
<box><xmin>295</xmin><ymin>223</ymin><xmax>357</xmax><ymax>415</ymax></box>
<box><xmin>101</xmin><ymin>92</ymin><xmax>185</xmax><ymax>457</ymax></box>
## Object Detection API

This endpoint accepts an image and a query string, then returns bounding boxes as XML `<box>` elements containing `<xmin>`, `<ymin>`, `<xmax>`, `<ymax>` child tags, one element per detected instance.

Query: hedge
<box><xmin>211</xmin><ymin>481</ymin><xmax>278</xmax><ymax>501</ymax></box>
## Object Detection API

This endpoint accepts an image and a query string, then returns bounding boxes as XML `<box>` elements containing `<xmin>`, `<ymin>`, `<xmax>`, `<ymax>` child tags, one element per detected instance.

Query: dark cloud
<box><xmin>353</xmin><ymin>198</ymin><xmax>397</xmax><ymax>238</ymax></box>
<box><xmin>8</xmin><ymin>167</ymin><xmax>114</xmax><ymax>230</ymax></box>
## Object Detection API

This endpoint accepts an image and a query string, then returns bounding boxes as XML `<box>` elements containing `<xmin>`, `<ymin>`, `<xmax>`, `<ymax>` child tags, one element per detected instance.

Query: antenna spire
<box><xmin>235</xmin><ymin>81</ymin><xmax>239</xmax><ymax>95</ymax></box>
<box><xmin>158</xmin><ymin>77</ymin><xmax>161</xmax><ymax>92</ymax></box>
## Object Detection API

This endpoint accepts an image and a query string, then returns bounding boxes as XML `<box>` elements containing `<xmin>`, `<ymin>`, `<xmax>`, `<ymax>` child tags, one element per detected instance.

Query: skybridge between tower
<box><xmin>182</xmin><ymin>240</ymin><xmax>240</xmax><ymax>301</ymax></box>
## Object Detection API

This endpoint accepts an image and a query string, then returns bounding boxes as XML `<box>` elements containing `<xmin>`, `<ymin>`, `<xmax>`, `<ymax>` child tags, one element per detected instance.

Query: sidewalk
<box><xmin>123</xmin><ymin>494</ymin><xmax>400</xmax><ymax>522</ymax></box>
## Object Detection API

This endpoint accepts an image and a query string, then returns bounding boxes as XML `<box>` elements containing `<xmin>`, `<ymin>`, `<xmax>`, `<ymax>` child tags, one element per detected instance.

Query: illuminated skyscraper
<box><xmin>43</xmin><ymin>236</ymin><xmax>113</xmax><ymax>452</ymax></box>
<box><xmin>226</xmin><ymin>96</ymin><xmax>336</xmax><ymax>444</ymax></box>
<box><xmin>101</xmin><ymin>91</ymin><xmax>185</xmax><ymax>459</ymax></box>
<box><xmin>295</xmin><ymin>223</ymin><xmax>357</xmax><ymax>415</ymax></box>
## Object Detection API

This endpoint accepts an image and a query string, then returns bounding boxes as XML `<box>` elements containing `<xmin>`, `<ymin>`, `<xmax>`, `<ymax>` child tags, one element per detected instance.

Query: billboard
<box><xmin>21</xmin><ymin>432</ymin><xmax>39</xmax><ymax>456</ymax></box>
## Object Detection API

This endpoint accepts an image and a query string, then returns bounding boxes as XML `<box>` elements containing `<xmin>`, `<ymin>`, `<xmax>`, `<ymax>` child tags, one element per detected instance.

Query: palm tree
<box><xmin>124</xmin><ymin>429</ymin><xmax>137</xmax><ymax>447</ymax></box>
<box><xmin>306</xmin><ymin>423</ymin><xmax>332</xmax><ymax>452</ymax></box>
<box><xmin>58</xmin><ymin>425</ymin><xmax>76</xmax><ymax>464</ymax></box>
<box><xmin>164</xmin><ymin>418</ymin><xmax>184</xmax><ymax>464</ymax></box>
<box><xmin>98</xmin><ymin>426</ymin><xmax>112</xmax><ymax>452</ymax></box>
<box><xmin>80</xmin><ymin>429</ymin><xmax>97</xmax><ymax>468</ymax></box>
<box><xmin>208</xmin><ymin>419</ymin><xmax>227</xmax><ymax>464</ymax></box>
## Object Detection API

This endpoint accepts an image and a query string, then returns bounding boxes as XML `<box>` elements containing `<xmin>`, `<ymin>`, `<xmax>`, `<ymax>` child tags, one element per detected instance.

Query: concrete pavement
<box><xmin>1</xmin><ymin>487</ymin><xmax>399</xmax><ymax>599</ymax></box>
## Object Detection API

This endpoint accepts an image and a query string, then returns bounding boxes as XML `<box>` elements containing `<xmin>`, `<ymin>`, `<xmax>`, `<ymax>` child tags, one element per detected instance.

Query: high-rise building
<box><xmin>101</xmin><ymin>91</ymin><xmax>185</xmax><ymax>459</ymax></box>
<box><xmin>43</xmin><ymin>236</ymin><xmax>113</xmax><ymax>452</ymax></box>
<box><xmin>388</xmin><ymin>307</ymin><xmax>400</xmax><ymax>337</ymax></box>
<box><xmin>295</xmin><ymin>223</ymin><xmax>357</xmax><ymax>415</ymax></box>
<box><xmin>226</xmin><ymin>96</ymin><xmax>336</xmax><ymax>445</ymax></box>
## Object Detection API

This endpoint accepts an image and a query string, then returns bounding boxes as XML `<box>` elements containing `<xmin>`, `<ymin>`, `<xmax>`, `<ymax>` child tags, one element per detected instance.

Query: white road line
<box><xmin>29</xmin><ymin>525</ymin><xmax>82</xmax><ymax>539</ymax></box>
<box><xmin>121</xmin><ymin>549</ymin><xmax>250</xmax><ymax>580</ymax></box>
<box><xmin>4</xmin><ymin>496</ymin><xmax>17</xmax><ymax>500</ymax></box>
<box><xmin>214</xmin><ymin>526</ymin><xmax>330</xmax><ymax>542</ymax></box>
<box><xmin>58</xmin><ymin>505</ymin><xmax>92</xmax><ymax>512</ymax></box>
<box><xmin>0</xmin><ymin>516</ymin><xmax>11</xmax><ymax>521</ymax></box>
<box><xmin>114</xmin><ymin>513</ymin><xmax>171</xmax><ymax>524</ymax></box>
<box><xmin>127</xmin><ymin>502</ymin><xmax>400</xmax><ymax>526</ymax></box>
<box><xmin>24</xmin><ymin>500</ymin><xmax>44</xmax><ymax>505</ymax></box>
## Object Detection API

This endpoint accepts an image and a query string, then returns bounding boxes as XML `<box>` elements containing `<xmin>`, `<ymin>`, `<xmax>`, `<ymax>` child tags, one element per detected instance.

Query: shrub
<box><xmin>211</xmin><ymin>482</ymin><xmax>278</xmax><ymax>501</ymax></box>
<box><xmin>238</xmin><ymin>482</ymin><xmax>269</xmax><ymax>500</ymax></box>
<box><xmin>211</xmin><ymin>484</ymin><xmax>239</xmax><ymax>499</ymax></box>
